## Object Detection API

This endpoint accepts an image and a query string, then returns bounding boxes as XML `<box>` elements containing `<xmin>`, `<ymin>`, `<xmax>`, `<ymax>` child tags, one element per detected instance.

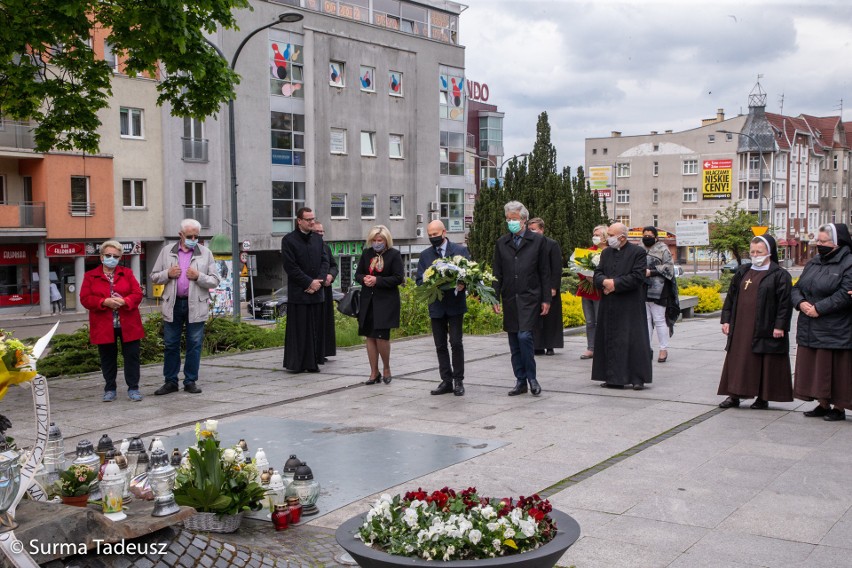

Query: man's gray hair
<box><xmin>181</xmin><ymin>218</ymin><xmax>202</xmax><ymax>233</ymax></box>
<box><xmin>504</xmin><ymin>201</ymin><xmax>529</xmax><ymax>220</ymax></box>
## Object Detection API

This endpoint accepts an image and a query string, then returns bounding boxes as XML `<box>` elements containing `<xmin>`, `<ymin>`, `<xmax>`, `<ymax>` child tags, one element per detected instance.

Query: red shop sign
<box><xmin>0</xmin><ymin>245</ymin><xmax>34</xmax><ymax>265</ymax></box>
<box><xmin>46</xmin><ymin>242</ymin><xmax>86</xmax><ymax>257</ymax></box>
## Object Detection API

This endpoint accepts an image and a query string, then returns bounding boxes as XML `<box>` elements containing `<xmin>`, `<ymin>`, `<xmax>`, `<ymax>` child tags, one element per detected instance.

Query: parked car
<box><xmin>673</xmin><ymin>264</ymin><xmax>685</xmax><ymax>278</ymax></box>
<box><xmin>251</xmin><ymin>287</ymin><xmax>345</xmax><ymax>319</ymax></box>
<box><xmin>721</xmin><ymin>259</ymin><xmax>751</xmax><ymax>273</ymax></box>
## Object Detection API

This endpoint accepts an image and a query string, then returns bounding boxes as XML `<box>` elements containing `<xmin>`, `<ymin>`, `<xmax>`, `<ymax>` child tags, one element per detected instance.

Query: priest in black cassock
<box><xmin>528</xmin><ymin>218</ymin><xmax>564</xmax><ymax>356</ymax></box>
<box><xmin>281</xmin><ymin>207</ymin><xmax>329</xmax><ymax>373</ymax></box>
<box><xmin>313</xmin><ymin>222</ymin><xmax>338</xmax><ymax>363</ymax></box>
<box><xmin>592</xmin><ymin>222</ymin><xmax>653</xmax><ymax>390</ymax></box>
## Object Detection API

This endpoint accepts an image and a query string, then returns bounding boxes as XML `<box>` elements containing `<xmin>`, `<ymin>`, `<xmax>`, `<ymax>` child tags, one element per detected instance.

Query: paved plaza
<box><xmin>3</xmin><ymin>313</ymin><xmax>851</xmax><ymax>567</ymax></box>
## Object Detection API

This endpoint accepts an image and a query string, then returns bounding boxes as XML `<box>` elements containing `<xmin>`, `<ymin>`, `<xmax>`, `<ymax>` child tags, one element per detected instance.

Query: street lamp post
<box><xmin>205</xmin><ymin>12</ymin><xmax>304</xmax><ymax>321</ymax></box>
<box><xmin>497</xmin><ymin>153</ymin><xmax>529</xmax><ymax>180</ymax></box>
<box><xmin>718</xmin><ymin>129</ymin><xmax>766</xmax><ymax>225</ymax></box>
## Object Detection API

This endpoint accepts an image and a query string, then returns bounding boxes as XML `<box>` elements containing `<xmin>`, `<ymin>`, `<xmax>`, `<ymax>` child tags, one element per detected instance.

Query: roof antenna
<box><xmin>778</xmin><ymin>93</ymin><xmax>784</xmax><ymax>116</ymax></box>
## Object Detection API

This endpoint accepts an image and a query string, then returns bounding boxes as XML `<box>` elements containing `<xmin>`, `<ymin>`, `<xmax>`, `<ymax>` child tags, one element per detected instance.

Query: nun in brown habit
<box><xmin>717</xmin><ymin>234</ymin><xmax>793</xmax><ymax>409</ymax></box>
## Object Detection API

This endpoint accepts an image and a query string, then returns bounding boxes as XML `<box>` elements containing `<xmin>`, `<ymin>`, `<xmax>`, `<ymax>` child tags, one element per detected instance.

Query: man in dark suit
<box><xmin>416</xmin><ymin>220</ymin><xmax>471</xmax><ymax>396</ymax></box>
<box><xmin>492</xmin><ymin>201</ymin><xmax>551</xmax><ymax>396</ymax></box>
<box><xmin>281</xmin><ymin>207</ymin><xmax>329</xmax><ymax>373</ymax></box>
<box><xmin>528</xmin><ymin>217</ymin><xmax>564</xmax><ymax>356</ymax></box>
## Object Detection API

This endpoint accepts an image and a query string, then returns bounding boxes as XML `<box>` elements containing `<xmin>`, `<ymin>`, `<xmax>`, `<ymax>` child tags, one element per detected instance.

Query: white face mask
<box><xmin>592</xmin><ymin>236</ymin><xmax>602</xmax><ymax>246</ymax></box>
<box><xmin>750</xmin><ymin>255</ymin><xmax>769</xmax><ymax>267</ymax></box>
<box><xmin>607</xmin><ymin>236</ymin><xmax>621</xmax><ymax>249</ymax></box>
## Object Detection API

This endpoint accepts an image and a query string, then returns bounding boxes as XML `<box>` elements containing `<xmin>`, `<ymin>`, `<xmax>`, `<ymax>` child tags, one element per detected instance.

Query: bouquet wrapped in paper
<box><xmin>0</xmin><ymin>329</ymin><xmax>37</xmax><ymax>401</ymax></box>
<box><xmin>415</xmin><ymin>256</ymin><xmax>498</xmax><ymax>306</ymax></box>
<box><xmin>571</xmin><ymin>248</ymin><xmax>601</xmax><ymax>295</ymax></box>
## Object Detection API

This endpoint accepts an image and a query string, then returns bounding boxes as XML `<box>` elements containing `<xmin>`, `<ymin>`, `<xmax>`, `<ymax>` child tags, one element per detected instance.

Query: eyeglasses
<box><xmin>300</xmin><ymin>217</ymin><xmax>316</xmax><ymax>223</ymax></box>
<box><xmin>103</xmin><ymin>254</ymin><xmax>121</xmax><ymax>259</ymax></box>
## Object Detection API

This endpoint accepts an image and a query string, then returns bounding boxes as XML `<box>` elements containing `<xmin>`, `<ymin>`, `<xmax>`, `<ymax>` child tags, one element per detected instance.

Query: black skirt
<box><xmin>358</xmin><ymin>302</ymin><xmax>391</xmax><ymax>340</ymax></box>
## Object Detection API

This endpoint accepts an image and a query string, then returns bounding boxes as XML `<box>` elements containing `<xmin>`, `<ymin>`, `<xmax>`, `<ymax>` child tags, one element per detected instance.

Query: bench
<box><xmin>680</xmin><ymin>295</ymin><xmax>698</xmax><ymax>319</ymax></box>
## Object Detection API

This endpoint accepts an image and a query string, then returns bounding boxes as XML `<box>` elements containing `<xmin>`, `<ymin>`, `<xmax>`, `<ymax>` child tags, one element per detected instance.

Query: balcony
<box><xmin>0</xmin><ymin>202</ymin><xmax>45</xmax><ymax>228</ymax></box>
<box><xmin>183</xmin><ymin>205</ymin><xmax>210</xmax><ymax>228</ymax></box>
<box><xmin>738</xmin><ymin>169</ymin><xmax>771</xmax><ymax>182</ymax></box>
<box><xmin>182</xmin><ymin>137</ymin><xmax>209</xmax><ymax>162</ymax></box>
<box><xmin>69</xmin><ymin>202</ymin><xmax>95</xmax><ymax>216</ymax></box>
<box><xmin>0</xmin><ymin>120</ymin><xmax>37</xmax><ymax>150</ymax></box>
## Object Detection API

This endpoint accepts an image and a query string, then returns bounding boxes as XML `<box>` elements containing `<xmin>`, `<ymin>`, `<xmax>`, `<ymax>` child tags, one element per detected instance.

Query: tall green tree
<box><xmin>0</xmin><ymin>0</ymin><xmax>249</xmax><ymax>153</ymax></box>
<box><xmin>708</xmin><ymin>203</ymin><xmax>759</xmax><ymax>264</ymax></box>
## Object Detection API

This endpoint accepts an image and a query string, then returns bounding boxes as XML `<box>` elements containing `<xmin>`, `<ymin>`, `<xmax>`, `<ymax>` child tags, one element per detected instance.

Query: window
<box><xmin>790</xmin><ymin>186</ymin><xmax>797</xmax><ymax>202</ymax></box>
<box><xmin>748</xmin><ymin>185</ymin><xmax>760</xmax><ymax>200</ymax></box>
<box><xmin>844</xmin><ymin>184</ymin><xmax>848</xmax><ymax>198</ymax></box>
<box><xmin>833</xmin><ymin>154</ymin><xmax>838</xmax><ymax>170</ymax></box>
<box><xmin>359</xmin><ymin>65</ymin><xmax>375</xmax><ymax>92</ymax></box>
<box><xmin>809</xmin><ymin>184</ymin><xmax>817</xmax><ymax>202</ymax></box>
<box><xmin>683</xmin><ymin>187</ymin><xmax>698</xmax><ymax>202</ymax></box>
<box><xmin>440</xmin><ymin>131</ymin><xmax>465</xmax><ymax>175</ymax></box>
<box><xmin>389</xmin><ymin>70</ymin><xmax>403</xmax><ymax>96</ymax></box>
<box><xmin>184</xmin><ymin>181</ymin><xmax>205</xmax><ymax>206</ymax></box>
<box><xmin>603</xmin><ymin>148</ymin><xmax>608</xmax><ymax>155</ymax></box>
<box><xmin>389</xmin><ymin>134</ymin><xmax>403</xmax><ymax>158</ymax></box>
<box><xmin>119</xmin><ymin>107</ymin><xmax>143</xmax><ymax>138</ymax></box>
<box><xmin>652</xmin><ymin>188</ymin><xmax>658</xmax><ymax>203</ymax></box>
<box><xmin>440</xmin><ymin>187</ymin><xmax>464</xmax><ymax>232</ymax></box>
<box><xmin>182</xmin><ymin>117</ymin><xmax>206</xmax><ymax>161</ymax></box>
<box><xmin>439</xmin><ymin>71</ymin><xmax>463</xmax><ymax>120</ymax></box>
<box><xmin>329</xmin><ymin>60</ymin><xmax>345</xmax><ymax>87</ymax></box>
<box><xmin>122</xmin><ymin>179</ymin><xmax>145</xmax><ymax>208</ymax></box>
<box><xmin>592</xmin><ymin>149</ymin><xmax>597</xmax><ymax>155</ymax></box>
<box><xmin>653</xmin><ymin>162</ymin><xmax>659</xmax><ymax>176</ymax></box>
<box><xmin>615</xmin><ymin>163</ymin><xmax>630</xmax><ymax>178</ymax></box>
<box><xmin>272</xmin><ymin>181</ymin><xmax>306</xmax><ymax>233</ymax></box>
<box><xmin>361</xmin><ymin>194</ymin><xmax>376</xmax><ymax>218</ymax></box>
<box><xmin>389</xmin><ymin>195</ymin><xmax>403</xmax><ymax>218</ymax></box>
<box><xmin>615</xmin><ymin>214</ymin><xmax>630</xmax><ymax>226</ymax></box>
<box><xmin>775</xmin><ymin>211</ymin><xmax>786</xmax><ymax>233</ymax></box>
<box><xmin>330</xmin><ymin>128</ymin><xmax>347</xmax><ymax>154</ymax></box>
<box><xmin>726</xmin><ymin>132</ymin><xmax>733</xmax><ymax>141</ymax></box>
<box><xmin>653</xmin><ymin>144</ymin><xmax>659</xmax><ymax>152</ymax></box>
<box><xmin>682</xmin><ymin>159</ymin><xmax>698</xmax><ymax>175</ymax></box>
<box><xmin>708</xmin><ymin>134</ymin><xmax>715</xmax><ymax>143</ymax></box>
<box><xmin>360</xmin><ymin>131</ymin><xmax>376</xmax><ymax>156</ymax></box>
<box><xmin>270</xmin><ymin>112</ymin><xmax>306</xmax><ymax>165</ymax></box>
<box><xmin>682</xmin><ymin>214</ymin><xmax>697</xmax><ymax>220</ymax></box>
<box><xmin>330</xmin><ymin>193</ymin><xmax>347</xmax><ymax>218</ymax></box>
<box><xmin>70</xmin><ymin>176</ymin><xmax>91</xmax><ymax>216</ymax></box>
<box><xmin>832</xmin><ymin>183</ymin><xmax>838</xmax><ymax>197</ymax></box>
<box><xmin>103</xmin><ymin>39</ymin><xmax>118</xmax><ymax>71</ymax></box>
<box><xmin>774</xmin><ymin>182</ymin><xmax>786</xmax><ymax>202</ymax></box>
<box><xmin>478</xmin><ymin>116</ymin><xmax>503</xmax><ymax>154</ymax></box>
<box><xmin>652</xmin><ymin>215</ymin><xmax>658</xmax><ymax>226</ymax></box>
<box><xmin>616</xmin><ymin>189</ymin><xmax>630</xmax><ymax>204</ymax></box>
<box><xmin>269</xmin><ymin>40</ymin><xmax>304</xmax><ymax>98</ymax></box>
<box><xmin>0</xmin><ymin>175</ymin><xmax>6</xmax><ymax>204</ymax></box>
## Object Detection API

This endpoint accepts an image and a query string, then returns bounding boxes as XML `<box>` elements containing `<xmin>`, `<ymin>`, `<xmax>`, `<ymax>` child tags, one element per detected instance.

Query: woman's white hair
<box><xmin>504</xmin><ymin>201</ymin><xmax>529</xmax><ymax>220</ymax></box>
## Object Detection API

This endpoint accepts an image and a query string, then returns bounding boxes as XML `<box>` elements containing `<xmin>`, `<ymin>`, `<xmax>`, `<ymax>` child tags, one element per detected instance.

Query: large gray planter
<box><xmin>335</xmin><ymin>508</ymin><xmax>580</xmax><ymax>568</ymax></box>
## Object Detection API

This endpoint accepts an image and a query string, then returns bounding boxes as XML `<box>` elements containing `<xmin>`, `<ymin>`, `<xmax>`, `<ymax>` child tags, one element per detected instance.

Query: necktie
<box><xmin>513</xmin><ymin>235</ymin><xmax>521</xmax><ymax>248</ymax></box>
<box><xmin>435</xmin><ymin>246</ymin><xmax>444</xmax><ymax>258</ymax></box>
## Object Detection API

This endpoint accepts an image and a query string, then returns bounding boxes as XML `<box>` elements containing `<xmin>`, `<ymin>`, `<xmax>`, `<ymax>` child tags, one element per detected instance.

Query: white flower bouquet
<box><xmin>415</xmin><ymin>256</ymin><xmax>498</xmax><ymax>305</ymax></box>
<box><xmin>357</xmin><ymin>487</ymin><xmax>557</xmax><ymax>561</ymax></box>
<box><xmin>571</xmin><ymin>248</ymin><xmax>601</xmax><ymax>293</ymax></box>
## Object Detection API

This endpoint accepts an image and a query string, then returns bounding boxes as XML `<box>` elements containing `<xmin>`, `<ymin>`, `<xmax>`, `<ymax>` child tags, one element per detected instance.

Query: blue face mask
<box><xmin>184</xmin><ymin>238</ymin><xmax>198</xmax><ymax>249</ymax></box>
<box><xmin>372</xmin><ymin>242</ymin><xmax>386</xmax><ymax>252</ymax></box>
<box><xmin>507</xmin><ymin>220</ymin><xmax>522</xmax><ymax>234</ymax></box>
<box><xmin>102</xmin><ymin>257</ymin><xmax>120</xmax><ymax>269</ymax></box>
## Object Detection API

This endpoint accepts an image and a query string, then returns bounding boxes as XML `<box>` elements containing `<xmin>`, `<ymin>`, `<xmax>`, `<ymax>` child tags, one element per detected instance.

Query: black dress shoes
<box><xmin>632</xmin><ymin>383</ymin><xmax>645</xmax><ymax>391</ymax></box>
<box><xmin>750</xmin><ymin>398</ymin><xmax>768</xmax><ymax>410</ymax></box>
<box><xmin>545</xmin><ymin>349</ymin><xmax>555</xmax><ymax>356</ymax></box>
<box><xmin>365</xmin><ymin>375</ymin><xmax>382</xmax><ymax>385</ymax></box>
<box><xmin>184</xmin><ymin>382</ymin><xmax>202</xmax><ymax>394</ymax></box>
<box><xmin>431</xmin><ymin>381</ymin><xmax>454</xmax><ymax>395</ymax></box>
<box><xmin>453</xmin><ymin>379</ymin><xmax>465</xmax><ymax>397</ymax></box>
<box><xmin>824</xmin><ymin>408</ymin><xmax>846</xmax><ymax>421</ymax></box>
<box><xmin>719</xmin><ymin>396</ymin><xmax>740</xmax><ymax>408</ymax></box>
<box><xmin>154</xmin><ymin>383</ymin><xmax>179</xmax><ymax>396</ymax></box>
<box><xmin>528</xmin><ymin>378</ymin><xmax>542</xmax><ymax>396</ymax></box>
<box><xmin>803</xmin><ymin>404</ymin><xmax>831</xmax><ymax>417</ymax></box>
<box><xmin>508</xmin><ymin>380</ymin><xmax>528</xmax><ymax>396</ymax></box>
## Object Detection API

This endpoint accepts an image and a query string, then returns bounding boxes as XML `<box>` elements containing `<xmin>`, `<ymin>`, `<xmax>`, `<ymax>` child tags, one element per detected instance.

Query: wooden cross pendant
<box><xmin>744</xmin><ymin>278</ymin><xmax>752</xmax><ymax>290</ymax></box>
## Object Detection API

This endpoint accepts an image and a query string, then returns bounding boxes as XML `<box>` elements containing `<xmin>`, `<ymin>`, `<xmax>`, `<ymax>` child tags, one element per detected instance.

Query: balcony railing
<box><xmin>182</xmin><ymin>137</ymin><xmax>209</xmax><ymax>162</ymax></box>
<box><xmin>183</xmin><ymin>205</ymin><xmax>210</xmax><ymax>228</ymax></box>
<box><xmin>0</xmin><ymin>201</ymin><xmax>45</xmax><ymax>228</ymax></box>
<box><xmin>0</xmin><ymin>120</ymin><xmax>37</xmax><ymax>150</ymax></box>
<box><xmin>68</xmin><ymin>202</ymin><xmax>95</xmax><ymax>216</ymax></box>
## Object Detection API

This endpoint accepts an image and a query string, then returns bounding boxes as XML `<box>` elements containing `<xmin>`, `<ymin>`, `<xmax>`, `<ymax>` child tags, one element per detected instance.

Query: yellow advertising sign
<box><xmin>702</xmin><ymin>159</ymin><xmax>732</xmax><ymax>200</ymax></box>
<box><xmin>588</xmin><ymin>166</ymin><xmax>612</xmax><ymax>201</ymax></box>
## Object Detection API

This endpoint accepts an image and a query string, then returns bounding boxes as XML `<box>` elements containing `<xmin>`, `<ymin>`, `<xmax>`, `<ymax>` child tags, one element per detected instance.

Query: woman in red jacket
<box><xmin>80</xmin><ymin>240</ymin><xmax>145</xmax><ymax>402</ymax></box>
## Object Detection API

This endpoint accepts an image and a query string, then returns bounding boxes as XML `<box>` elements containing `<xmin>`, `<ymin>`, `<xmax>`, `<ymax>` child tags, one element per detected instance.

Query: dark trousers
<box><xmin>98</xmin><ymin>328</ymin><xmax>140</xmax><ymax>392</ymax></box>
<box><xmin>164</xmin><ymin>297</ymin><xmax>205</xmax><ymax>385</ymax></box>
<box><xmin>431</xmin><ymin>315</ymin><xmax>464</xmax><ymax>381</ymax></box>
<box><xmin>508</xmin><ymin>330</ymin><xmax>536</xmax><ymax>383</ymax></box>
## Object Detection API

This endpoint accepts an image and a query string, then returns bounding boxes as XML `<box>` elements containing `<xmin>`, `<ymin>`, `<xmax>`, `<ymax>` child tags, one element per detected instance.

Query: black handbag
<box><xmin>337</xmin><ymin>288</ymin><xmax>361</xmax><ymax>317</ymax></box>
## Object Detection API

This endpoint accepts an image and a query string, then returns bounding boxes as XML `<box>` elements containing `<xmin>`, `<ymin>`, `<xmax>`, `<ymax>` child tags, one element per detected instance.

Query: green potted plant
<box><xmin>54</xmin><ymin>464</ymin><xmax>97</xmax><ymax>507</ymax></box>
<box><xmin>174</xmin><ymin>421</ymin><xmax>267</xmax><ymax>533</ymax></box>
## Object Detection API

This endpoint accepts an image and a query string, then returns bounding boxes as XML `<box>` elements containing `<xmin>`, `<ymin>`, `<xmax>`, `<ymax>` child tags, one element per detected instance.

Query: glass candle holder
<box><xmin>272</xmin><ymin>504</ymin><xmax>289</xmax><ymax>530</ymax></box>
<box><xmin>100</xmin><ymin>460</ymin><xmax>126</xmax><ymax>521</ymax></box>
<box><xmin>148</xmin><ymin>449</ymin><xmax>179</xmax><ymax>517</ymax></box>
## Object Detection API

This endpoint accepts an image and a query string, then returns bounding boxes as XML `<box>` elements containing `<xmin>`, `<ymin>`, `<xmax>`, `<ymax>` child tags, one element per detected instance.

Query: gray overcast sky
<box><xmin>459</xmin><ymin>0</ymin><xmax>852</xmax><ymax>171</ymax></box>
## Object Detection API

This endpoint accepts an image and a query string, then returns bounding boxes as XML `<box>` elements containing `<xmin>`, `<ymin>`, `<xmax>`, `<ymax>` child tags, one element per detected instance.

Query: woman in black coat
<box><xmin>717</xmin><ymin>235</ymin><xmax>793</xmax><ymax>409</ymax></box>
<box><xmin>355</xmin><ymin>225</ymin><xmax>405</xmax><ymax>385</ymax></box>
<box><xmin>791</xmin><ymin>223</ymin><xmax>852</xmax><ymax>421</ymax></box>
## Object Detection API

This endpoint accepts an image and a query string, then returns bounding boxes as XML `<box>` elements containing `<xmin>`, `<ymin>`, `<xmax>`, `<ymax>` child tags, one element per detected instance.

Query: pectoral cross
<box><xmin>744</xmin><ymin>278</ymin><xmax>752</xmax><ymax>290</ymax></box>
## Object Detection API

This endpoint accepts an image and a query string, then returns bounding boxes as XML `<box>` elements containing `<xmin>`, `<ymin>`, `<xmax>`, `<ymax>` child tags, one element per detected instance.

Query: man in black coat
<box><xmin>281</xmin><ymin>207</ymin><xmax>329</xmax><ymax>373</ymax></box>
<box><xmin>528</xmin><ymin>217</ymin><xmax>564</xmax><ymax>356</ymax></box>
<box><xmin>416</xmin><ymin>220</ymin><xmax>471</xmax><ymax>396</ymax></box>
<box><xmin>493</xmin><ymin>201</ymin><xmax>551</xmax><ymax>397</ymax></box>
<box><xmin>314</xmin><ymin>223</ymin><xmax>338</xmax><ymax>362</ymax></box>
<box><xmin>592</xmin><ymin>222</ymin><xmax>652</xmax><ymax>390</ymax></box>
